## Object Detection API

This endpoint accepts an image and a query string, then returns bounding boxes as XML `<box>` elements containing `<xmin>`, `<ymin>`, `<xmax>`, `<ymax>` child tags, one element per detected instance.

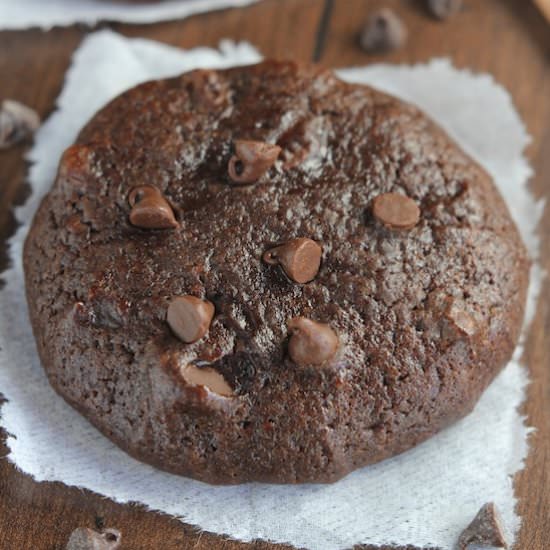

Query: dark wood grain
<box><xmin>0</xmin><ymin>1</ymin><xmax>548</xmax><ymax>548</ymax></box>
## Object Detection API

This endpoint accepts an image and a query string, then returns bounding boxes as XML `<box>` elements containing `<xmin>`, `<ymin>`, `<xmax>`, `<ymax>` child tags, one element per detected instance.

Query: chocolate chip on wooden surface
<box><xmin>287</xmin><ymin>317</ymin><xmax>339</xmax><ymax>366</ymax></box>
<box><xmin>457</xmin><ymin>502</ymin><xmax>508</xmax><ymax>549</ymax></box>
<box><xmin>263</xmin><ymin>238</ymin><xmax>322</xmax><ymax>283</ymax></box>
<box><xmin>228</xmin><ymin>139</ymin><xmax>281</xmax><ymax>184</ymax></box>
<box><xmin>0</xmin><ymin>99</ymin><xmax>40</xmax><ymax>150</ymax></box>
<box><xmin>359</xmin><ymin>8</ymin><xmax>407</xmax><ymax>54</ymax></box>
<box><xmin>167</xmin><ymin>296</ymin><xmax>215</xmax><ymax>343</ymax></box>
<box><xmin>427</xmin><ymin>0</ymin><xmax>463</xmax><ymax>20</ymax></box>
<box><xmin>66</xmin><ymin>527</ymin><xmax>121</xmax><ymax>550</ymax></box>
<box><xmin>128</xmin><ymin>185</ymin><xmax>178</xmax><ymax>229</ymax></box>
<box><xmin>372</xmin><ymin>192</ymin><xmax>420</xmax><ymax>230</ymax></box>
<box><xmin>180</xmin><ymin>363</ymin><xmax>233</xmax><ymax>397</ymax></box>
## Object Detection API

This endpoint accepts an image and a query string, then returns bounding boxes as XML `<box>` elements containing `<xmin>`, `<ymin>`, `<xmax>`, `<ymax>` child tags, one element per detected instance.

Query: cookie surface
<box><xmin>24</xmin><ymin>61</ymin><xmax>529</xmax><ymax>484</ymax></box>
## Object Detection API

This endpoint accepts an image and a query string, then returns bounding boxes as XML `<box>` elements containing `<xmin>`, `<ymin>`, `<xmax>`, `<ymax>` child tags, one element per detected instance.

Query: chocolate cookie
<box><xmin>23</xmin><ymin>61</ymin><xmax>529</xmax><ymax>484</ymax></box>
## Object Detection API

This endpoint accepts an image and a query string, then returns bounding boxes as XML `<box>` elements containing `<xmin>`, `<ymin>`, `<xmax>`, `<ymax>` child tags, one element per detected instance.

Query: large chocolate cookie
<box><xmin>24</xmin><ymin>61</ymin><xmax>529</xmax><ymax>484</ymax></box>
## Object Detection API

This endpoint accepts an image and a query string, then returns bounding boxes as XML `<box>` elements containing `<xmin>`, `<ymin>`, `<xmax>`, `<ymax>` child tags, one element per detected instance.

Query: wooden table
<box><xmin>1</xmin><ymin>1</ymin><xmax>548</xmax><ymax>548</ymax></box>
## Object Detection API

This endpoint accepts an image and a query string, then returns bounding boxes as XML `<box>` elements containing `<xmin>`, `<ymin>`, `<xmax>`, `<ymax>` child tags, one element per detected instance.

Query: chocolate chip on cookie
<box><xmin>372</xmin><ymin>192</ymin><xmax>420</xmax><ymax>230</ymax></box>
<box><xmin>167</xmin><ymin>296</ymin><xmax>215</xmax><ymax>343</ymax></box>
<box><xmin>65</xmin><ymin>214</ymin><xmax>88</xmax><ymax>235</ymax></box>
<box><xmin>287</xmin><ymin>317</ymin><xmax>339</xmax><ymax>366</ymax></box>
<box><xmin>228</xmin><ymin>140</ymin><xmax>281</xmax><ymax>184</ymax></box>
<box><xmin>57</xmin><ymin>144</ymin><xmax>94</xmax><ymax>192</ymax></box>
<box><xmin>445</xmin><ymin>302</ymin><xmax>477</xmax><ymax>337</ymax></box>
<box><xmin>180</xmin><ymin>363</ymin><xmax>233</xmax><ymax>397</ymax></box>
<box><xmin>128</xmin><ymin>185</ymin><xmax>178</xmax><ymax>229</ymax></box>
<box><xmin>263</xmin><ymin>238</ymin><xmax>322</xmax><ymax>283</ymax></box>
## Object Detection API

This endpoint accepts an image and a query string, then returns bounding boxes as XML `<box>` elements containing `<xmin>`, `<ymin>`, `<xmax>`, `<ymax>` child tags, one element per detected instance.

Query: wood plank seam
<box><xmin>313</xmin><ymin>0</ymin><xmax>334</xmax><ymax>61</ymax></box>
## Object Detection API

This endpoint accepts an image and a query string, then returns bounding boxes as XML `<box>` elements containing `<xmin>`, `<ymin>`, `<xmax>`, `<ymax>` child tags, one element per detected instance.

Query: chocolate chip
<box><xmin>277</xmin><ymin>116</ymin><xmax>329</xmax><ymax>170</ymax></box>
<box><xmin>427</xmin><ymin>0</ymin><xmax>463</xmax><ymax>20</ymax></box>
<box><xmin>263</xmin><ymin>238</ymin><xmax>322</xmax><ymax>284</ymax></box>
<box><xmin>457</xmin><ymin>502</ymin><xmax>508</xmax><ymax>550</ymax></box>
<box><xmin>187</xmin><ymin>69</ymin><xmax>231</xmax><ymax>108</ymax></box>
<box><xmin>128</xmin><ymin>185</ymin><xmax>178</xmax><ymax>229</ymax></box>
<box><xmin>180</xmin><ymin>363</ymin><xmax>233</xmax><ymax>397</ymax></box>
<box><xmin>66</xmin><ymin>214</ymin><xmax>88</xmax><ymax>235</ymax></box>
<box><xmin>359</xmin><ymin>9</ymin><xmax>407</xmax><ymax>54</ymax></box>
<box><xmin>167</xmin><ymin>295</ymin><xmax>215</xmax><ymax>343</ymax></box>
<box><xmin>66</xmin><ymin>527</ymin><xmax>121</xmax><ymax>550</ymax></box>
<box><xmin>90</xmin><ymin>293</ymin><xmax>126</xmax><ymax>329</ymax></box>
<box><xmin>445</xmin><ymin>302</ymin><xmax>477</xmax><ymax>337</ymax></box>
<box><xmin>287</xmin><ymin>317</ymin><xmax>339</xmax><ymax>366</ymax></box>
<box><xmin>57</xmin><ymin>144</ymin><xmax>94</xmax><ymax>195</ymax></box>
<box><xmin>372</xmin><ymin>192</ymin><xmax>420</xmax><ymax>230</ymax></box>
<box><xmin>0</xmin><ymin>99</ymin><xmax>40</xmax><ymax>150</ymax></box>
<box><xmin>228</xmin><ymin>140</ymin><xmax>281</xmax><ymax>184</ymax></box>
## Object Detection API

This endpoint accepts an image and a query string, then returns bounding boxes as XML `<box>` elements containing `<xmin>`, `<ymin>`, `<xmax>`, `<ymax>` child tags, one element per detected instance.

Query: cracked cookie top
<box><xmin>24</xmin><ymin>60</ymin><xmax>529</xmax><ymax>483</ymax></box>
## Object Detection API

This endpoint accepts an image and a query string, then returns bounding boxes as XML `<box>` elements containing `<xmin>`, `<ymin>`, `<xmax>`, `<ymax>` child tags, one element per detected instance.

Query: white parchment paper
<box><xmin>0</xmin><ymin>0</ymin><xmax>259</xmax><ymax>30</ymax></box>
<box><xmin>0</xmin><ymin>30</ymin><xmax>542</xmax><ymax>550</ymax></box>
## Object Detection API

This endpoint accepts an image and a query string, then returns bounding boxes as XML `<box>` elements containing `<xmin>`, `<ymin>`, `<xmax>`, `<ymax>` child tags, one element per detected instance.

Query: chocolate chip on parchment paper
<box><xmin>0</xmin><ymin>99</ymin><xmax>40</xmax><ymax>150</ymax></box>
<box><xmin>359</xmin><ymin>8</ymin><xmax>407</xmax><ymax>54</ymax></box>
<box><xmin>66</xmin><ymin>527</ymin><xmax>121</xmax><ymax>550</ymax></box>
<box><xmin>457</xmin><ymin>502</ymin><xmax>508</xmax><ymax>550</ymax></box>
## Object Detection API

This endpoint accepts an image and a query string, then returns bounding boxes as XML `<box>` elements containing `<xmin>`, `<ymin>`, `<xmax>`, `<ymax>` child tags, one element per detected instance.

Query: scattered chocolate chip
<box><xmin>445</xmin><ymin>302</ymin><xmax>477</xmax><ymax>337</ymax></box>
<box><xmin>287</xmin><ymin>317</ymin><xmax>339</xmax><ymax>366</ymax></box>
<box><xmin>0</xmin><ymin>99</ymin><xmax>40</xmax><ymax>150</ymax></box>
<box><xmin>457</xmin><ymin>502</ymin><xmax>508</xmax><ymax>550</ymax></box>
<box><xmin>372</xmin><ymin>192</ymin><xmax>420</xmax><ymax>230</ymax></box>
<box><xmin>359</xmin><ymin>8</ymin><xmax>407</xmax><ymax>54</ymax></box>
<box><xmin>66</xmin><ymin>527</ymin><xmax>121</xmax><ymax>550</ymax></box>
<box><xmin>167</xmin><ymin>295</ymin><xmax>215</xmax><ymax>343</ymax></box>
<box><xmin>180</xmin><ymin>363</ymin><xmax>233</xmax><ymax>397</ymax></box>
<box><xmin>128</xmin><ymin>185</ymin><xmax>178</xmax><ymax>229</ymax></box>
<box><xmin>228</xmin><ymin>140</ymin><xmax>281</xmax><ymax>184</ymax></box>
<box><xmin>427</xmin><ymin>0</ymin><xmax>463</xmax><ymax>20</ymax></box>
<box><xmin>263</xmin><ymin>238</ymin><xmax>322</xmax><ymax>284</ymax></box>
